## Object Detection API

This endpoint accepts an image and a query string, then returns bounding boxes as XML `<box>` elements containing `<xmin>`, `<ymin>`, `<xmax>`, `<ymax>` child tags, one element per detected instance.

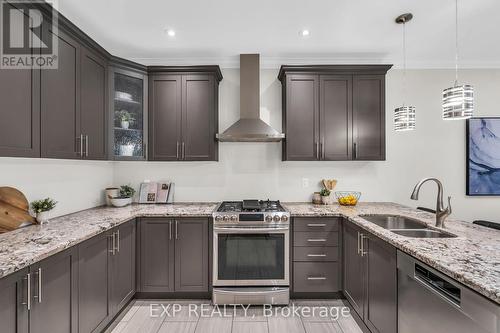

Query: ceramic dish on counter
<box><xmin>335</xmin><ymin>191</ymin><xmax>361</xmax><ymax>206</ymax></box>
<box><xmin>110</xmin><ymin>197</ymin><xmax>132</xmax><ymax>207</ymax></box>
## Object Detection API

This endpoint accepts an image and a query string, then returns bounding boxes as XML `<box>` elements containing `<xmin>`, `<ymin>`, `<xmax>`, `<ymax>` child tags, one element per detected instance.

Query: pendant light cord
<box><xmin>455</xmin><ymin>0</ymin><xmax>459</xmax><ymax>86</ymax></box>
<box><xmin>402</xmin><ymin>20</ymin><xmax>407</xmax><ymax>106</ymax></box>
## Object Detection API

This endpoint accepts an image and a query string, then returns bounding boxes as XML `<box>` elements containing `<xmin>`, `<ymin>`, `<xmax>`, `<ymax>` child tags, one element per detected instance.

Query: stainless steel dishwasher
<box><xmin>398</xmin><ymin>251</ymin><xmax>500</xmax><ymax>333</ymax></box>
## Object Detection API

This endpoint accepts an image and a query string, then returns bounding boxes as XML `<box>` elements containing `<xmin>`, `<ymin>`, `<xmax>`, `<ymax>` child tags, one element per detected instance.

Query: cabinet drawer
<box><xmin>294</xmin><ymin>218</ymin><xmax>339</xmax><ymax>232</ymax></box>
<box><xmin>294</xmin><ymin>247</ymin><xmax>339</xmax><ymax>262</ymax></box>
<box><xmin>293</xmin><ymin>262</ymin><xmax>340</xmax><ymax>292</ymax></box>
<box><xmin>294</xmin><ymin>231</ymin><xmax>339</xmax><ymax>247</ymax></box>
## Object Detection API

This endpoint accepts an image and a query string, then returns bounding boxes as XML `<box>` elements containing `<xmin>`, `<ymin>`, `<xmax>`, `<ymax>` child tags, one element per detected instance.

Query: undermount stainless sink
<box><xmin>360</xmin><ymin>215</ymin><xmax>427</xmax><ymax>230</ymax></box>
<box><xmin>391</xmin><ymin>229</ymin><xmax>457</xmax><ymax>238</ymax></box>
<box><xmin>360</xmin><ymin>214</ymin><xmax>457</xmax><ymax>238</ymax></box>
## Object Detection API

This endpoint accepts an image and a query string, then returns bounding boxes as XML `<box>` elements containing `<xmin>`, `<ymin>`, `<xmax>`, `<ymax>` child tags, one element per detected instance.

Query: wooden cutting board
<box><xmin>0</xmin><ymin>187</ymin><xmax>36</xmax><ymax>232</ymax></box>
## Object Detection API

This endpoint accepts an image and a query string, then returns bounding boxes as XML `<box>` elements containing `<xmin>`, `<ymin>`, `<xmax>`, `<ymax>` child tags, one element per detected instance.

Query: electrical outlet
<box><xmin>302</xmin><ymin>178</ymin><xmax>309</xmax><ymax>188</ymax></box>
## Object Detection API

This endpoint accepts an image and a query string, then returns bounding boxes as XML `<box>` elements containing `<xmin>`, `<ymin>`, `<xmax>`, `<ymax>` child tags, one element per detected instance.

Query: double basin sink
<box><xmin>359</xmin><ymin>215</ymin><xmax>457</xmax><ymax>238</ymax></box>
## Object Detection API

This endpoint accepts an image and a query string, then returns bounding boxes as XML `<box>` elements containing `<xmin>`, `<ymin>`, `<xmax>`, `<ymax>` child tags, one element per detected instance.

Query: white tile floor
<box><xmin>107</xmin><ymin>299</ymin><xmax>363</xmax><ymax>333</ymax></box>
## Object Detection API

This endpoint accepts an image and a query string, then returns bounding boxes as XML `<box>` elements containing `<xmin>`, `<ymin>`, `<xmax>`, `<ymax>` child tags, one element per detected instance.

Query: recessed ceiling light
<box><xmin>166</xmin><ymin>29</ymin><xmax>176</xmax><ymax>37</ymax></box>
<box><xmin>299</xmin><ymin>29</ymin><xmax>310</xmax><ymax>37</ymax></box>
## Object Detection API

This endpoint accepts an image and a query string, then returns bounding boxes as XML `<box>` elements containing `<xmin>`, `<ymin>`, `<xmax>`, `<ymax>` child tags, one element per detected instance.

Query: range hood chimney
<box><xmin>216</xmin><ymin>54</ymin><xmax>285</xmax><ymax>142</ymax></box>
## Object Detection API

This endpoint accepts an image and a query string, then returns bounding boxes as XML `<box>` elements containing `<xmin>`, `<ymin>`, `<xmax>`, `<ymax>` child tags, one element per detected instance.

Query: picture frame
<box><xmin>466</xmin><ymin>117</ymin><xmax>500</xmax><ymax>196</ymax></box>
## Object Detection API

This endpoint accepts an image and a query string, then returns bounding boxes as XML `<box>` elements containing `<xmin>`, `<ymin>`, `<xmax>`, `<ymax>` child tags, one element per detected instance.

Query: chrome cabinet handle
<box><xmin>307</xmin><ymin>223</ymin><xmax>326</xmax><ymax>227</ymax></box>
<box><xmin>175</xmin><ymin>220</ymin><xmax>178</xmax><ymax>239</ymax></box>
<box><xmin>360</xmin><ymin>234</ymin><xmax>368</xmax><ymax>257</ymax></box>
<box><xmin>307</xmin><ymin>239</ymin><xmax>326</xmax><ymax>242</ymax></box>
<box><xmin>357</xmin><ymin>232</ymin><xmax>361</xmax><ymax>255</ymax></box>
<box><xmin>23</xmin><ymin>273</ymin><xmax>31</xmax><ymax>310</ymax></box>
<box><xmin>353</xmin><ymin>142</ymin><xmax>358</xmax><ymax>160</ymax></box>
<box><xmin>78</xmin><ymin>134</ymin><xmax>84</xmax><ymax>157</ymax></box>
<box><xmin>176</xmin><ymin>142</ymin><xmax>180</xmax><ymax>159</ymax></box>
<box><xmin>109</xmin><ymin>233</ymin><xmax>116</xmax><ymax>255</ymax></box>
<box><xmin>115</xmin><ymin>230</ymin><xmax>120</xmax><ymax>253</ymax></box>
<box><xmin>315</xmin><ymin>142</ymin><xmax>319</xmax><ymax>159</ymax></box>
<box><xmin>33</xmin><ymin>268</ymin><xmax>42</xmax><ymax>303</ymax></box>
<box><xmin>85</xmin><ymin>135</ymin><xmax>89</xmax><ymax>157</ymax></box>
<box><xmin>321</xmin><ymin>138</ymin><xmax>325</xmax><ymax>159</ymax></box>
<box><xmin>169</xmin><ymin>220</ymin><xmax>172</xmax><ymax>240</ymax></box>
<box><xmin>307</xmin><ymin>276</ymin><xmax>326</xmax><ymax>280</ymax></box>
<box><xmin>181</xmin><ymin>142</ymin><xmax>185</xmax><ymax>160</ymax></box>
<box><xmin>307</xmin><ymin>254</ymin><xmax>326</xmax><ymax>257</ymax></box>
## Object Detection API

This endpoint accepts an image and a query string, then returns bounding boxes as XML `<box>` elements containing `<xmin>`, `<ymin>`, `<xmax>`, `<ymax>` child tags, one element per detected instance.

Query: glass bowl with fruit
<box><xmin>335</xmin><ymin>191</ymin><xmax>361</xmax><ymax>206</ymax></box>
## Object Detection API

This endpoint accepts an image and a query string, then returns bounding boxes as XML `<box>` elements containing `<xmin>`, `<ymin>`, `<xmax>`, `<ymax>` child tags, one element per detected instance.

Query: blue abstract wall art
<box><xmin>467</xmin><ymin>118</ymin><xmax>500</xmax><ymax>196</ymax></box>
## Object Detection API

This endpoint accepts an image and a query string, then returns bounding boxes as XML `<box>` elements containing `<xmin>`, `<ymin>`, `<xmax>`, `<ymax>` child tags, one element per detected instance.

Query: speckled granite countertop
<box><xmin>0</xmin><ymin>203</ymin><xmax>218</xmax><ymax>280</ymax></box>
<box><xmin>283</xmin><ymin>202</ymin><xmax>500</xmax><ymax>304</ymax></box>
<box><xmin>0</xmin><ymin>201</ymin><xmax>499</xmax><ymax>305</ymax></box>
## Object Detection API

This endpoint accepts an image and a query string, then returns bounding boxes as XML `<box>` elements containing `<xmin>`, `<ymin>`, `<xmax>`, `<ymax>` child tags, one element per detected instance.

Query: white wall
<box><xmin>0</xmin><ymin>158</ymin><xmax>114</xmax><ymax>217</ymax></box>
<box><xmin>113</xmin><ymin>68</ymin><xmax>500</xmax><ymax>222</ymax></box>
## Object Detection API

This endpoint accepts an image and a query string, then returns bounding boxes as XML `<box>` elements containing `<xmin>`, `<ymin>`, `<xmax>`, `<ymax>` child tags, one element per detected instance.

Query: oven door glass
<box><xmin>218</xmin><ymin>233</ymin><xmax>285</xmax><ymax>280</ymax></box>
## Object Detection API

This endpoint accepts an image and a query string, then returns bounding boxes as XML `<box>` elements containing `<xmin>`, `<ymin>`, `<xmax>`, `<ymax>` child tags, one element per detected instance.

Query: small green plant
<box><xmin>31</xmin><ymin>198</ymin><xmax>57</xmax><ymax>213</ymax></box>
<box><xmin>117</xmin><ymin>110</ymin><xmax>135</xmax><ymax>124</ymax></box>
<box><xmin>320</xmin><ymin>188</ymin><xmax>331</xmax><ymax>197</ymax></box>
<box><xmin>119</xmin><ymin>185</ymin><xmax>136</xmax><ymax>198</ymax></box>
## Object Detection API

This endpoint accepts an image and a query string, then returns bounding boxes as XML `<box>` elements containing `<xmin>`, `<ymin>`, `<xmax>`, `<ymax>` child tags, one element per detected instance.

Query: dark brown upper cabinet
<box><xmin>148</xmin><ymin>67</ymin><xmax>222</xmax><ymax>161</ymax></box>
<box><xmin>109</xmin><ymin>61</ymin><xmax>148</xmax><ymax>161</ymax></box>
<box><xmin>80</xmin><ymin>48</ymin><xmax>108</xmax><ymax>160</ymax></box>
<box><xmin>41</xmin><ymin>28</ymin><xmax>108</xmax><ymax>160</ymax></box>
<box><xmin>41</xmin><ymin>29</ymin><xmax>81</xmax><ymax>159</ymax></box>
<box><xmin>278</xmin><ymin>65</ymin><xmax>391</xmax><ymax>161</ymax></box>
<box><xmin>0</xmin><ymin>4</ymin><xmax>40</xmax><ymax>158</ymax></box>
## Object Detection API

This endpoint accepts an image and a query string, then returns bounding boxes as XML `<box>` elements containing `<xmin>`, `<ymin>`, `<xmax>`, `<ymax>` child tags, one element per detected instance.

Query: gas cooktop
<box><xmin>213</xmin><ymin>200</ymin><xmax>289</xmax><ymax>224</ymax></box>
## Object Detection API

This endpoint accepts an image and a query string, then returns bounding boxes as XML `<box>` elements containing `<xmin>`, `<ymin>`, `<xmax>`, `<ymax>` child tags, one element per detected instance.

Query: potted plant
<box><xmin>110</xmin><ymin>185</ymin><xmax>136</xmax><ymax>207</ymax></box>
<box><xmin>117</xmin><ymin>110</ymin><xmax>135</xmax><ymax>129</ymax></box>
<box><xmin>118</xmin><ymin>137</ymin><xmax>135</xmax><ymax>157</ymax></box>
<box><xmin>31</xmin><ymin>198</ymin><xmax>57</xmax><ymax>224</ymax></box>
<box><xmin>320</xmin><ymin>188</ymin><xmax>331</xmax><ymax>205</ymax></box>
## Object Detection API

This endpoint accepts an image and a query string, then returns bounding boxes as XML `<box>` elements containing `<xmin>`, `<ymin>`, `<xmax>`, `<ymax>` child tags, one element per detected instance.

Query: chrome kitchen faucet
<box><xmin>411</xmin><ymin>178</ymin><xmax>452</xmax><ymax>228</ymax></box>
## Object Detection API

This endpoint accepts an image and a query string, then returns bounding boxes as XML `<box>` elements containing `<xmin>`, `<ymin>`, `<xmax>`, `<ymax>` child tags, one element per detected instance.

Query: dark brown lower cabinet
<box><xmin>0</xmin><ymin>268</ymin><xmax>29</xmax><ymax>333</ymax></box>
<box><xmin>109</xmin><ymin>221</ymin><xmax>136</xmax><ymax>312</ymax></box>
<box><xmin>139</xmin><ymin>217</ymin><xmax>209</xmax><ymax>293</ymax></box>
<box><xmin>78</xmin><ymin>231</ymin><xmax>111</xmax><ymax>333</ymax></box>
<box><xmin>29</xmin><ymin>248</ymin><xmax>78</xmax><ymax>333</ymax></box>
<box><xmin>78</xmin><ymin>219</ymin><xmax>136</xmax><ymax>333</ymax></box>
<box><xmin>343</xmin><ymin>221</ymin><xmax>397</xmax><ymax>333</ymax></box>
<box><xmin>0</xmin><ymin>249</ymin><xmax>78</xmax><ymax>333</ymax></box>
<box><xmin>292</xmin><ymin>218</ymin><xmax>341</xmax><ymax>295</ymax></box>
<box><xmin>174</xmin><ymin>218</ymin><xmax>209</xmax><ymax>292</ymax></box>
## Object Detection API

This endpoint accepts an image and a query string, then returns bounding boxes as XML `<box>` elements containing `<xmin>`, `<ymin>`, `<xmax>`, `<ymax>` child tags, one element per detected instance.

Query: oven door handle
<box><xmin>214</xmin><ymin>227</ymin><xmax>289</xmax><ymax>232</ymax></box>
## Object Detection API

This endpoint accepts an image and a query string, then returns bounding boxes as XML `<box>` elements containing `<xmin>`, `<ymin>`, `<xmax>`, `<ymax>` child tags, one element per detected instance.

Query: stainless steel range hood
<box><xmin>216</xmin><ymin>54</ymin><xmax>285</xmax><ymax>142</ymax></box>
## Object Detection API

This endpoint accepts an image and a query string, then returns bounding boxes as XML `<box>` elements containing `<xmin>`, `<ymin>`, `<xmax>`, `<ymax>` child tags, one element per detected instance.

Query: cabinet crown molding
<box><xmin>278</xmin><ymin>64</ymin><xmax>393</xmax><ymax>81</ymax></box>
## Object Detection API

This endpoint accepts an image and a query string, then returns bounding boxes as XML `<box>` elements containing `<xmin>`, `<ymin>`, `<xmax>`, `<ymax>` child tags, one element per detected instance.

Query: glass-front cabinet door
<box><xmin>110</xmin><ymin>68</ymin><xmax>147</xmax><ymax>160</ymax></box>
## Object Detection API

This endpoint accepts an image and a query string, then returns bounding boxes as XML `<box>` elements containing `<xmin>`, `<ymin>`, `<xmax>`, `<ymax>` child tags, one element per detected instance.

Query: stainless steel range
<box><xmin>212</xmin><ymin>200</ymin><xmax>290</xmax><ymax>305</ymax></box>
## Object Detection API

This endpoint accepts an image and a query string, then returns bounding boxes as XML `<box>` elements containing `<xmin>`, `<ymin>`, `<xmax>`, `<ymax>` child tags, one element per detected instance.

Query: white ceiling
<box><xmin>57</xmin><ymin>0</ymin><xmax>500</xmax><ymax>68</ymax></box>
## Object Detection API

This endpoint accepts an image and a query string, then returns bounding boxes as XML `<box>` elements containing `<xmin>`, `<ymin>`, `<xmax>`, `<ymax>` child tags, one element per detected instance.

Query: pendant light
<box><xmin>442</xmin><ymin>0</ymin><xmax>474</xmax><ymax>120</ymax></box>
<box><xmin>394</xmin><ymin>13</ymin><xmax>416</xmax><ymax>131</ymax></box>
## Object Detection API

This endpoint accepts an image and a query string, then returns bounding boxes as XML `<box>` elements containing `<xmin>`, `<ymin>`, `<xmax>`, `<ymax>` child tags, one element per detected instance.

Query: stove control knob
<box><xmin>281</xmin><ymin>215</ymin><xmax>289</xmax><ymax>222</ymax></box>
<box><xmin>273</xmin><ymin>215</ymin><xmax>281</xmax><ymax>222</ymax></box>
<box><xmin>214</xmin><ymin>215</ymin><xmax>222</xmax><ymax>222</ymax></box>
<box><xmin>230</xmin><ymin>215</ymin><xmax>237</xmax><ymax>222</ymax></box>
<box><xmin>223</xmin><ymin>216</ymin><xmax>229</xmax><ymax>222</ymax></box>
<box><xmin>265</xmin><ymin>215</ymin><xmax>273</xmax><ymax>222</ymax></box>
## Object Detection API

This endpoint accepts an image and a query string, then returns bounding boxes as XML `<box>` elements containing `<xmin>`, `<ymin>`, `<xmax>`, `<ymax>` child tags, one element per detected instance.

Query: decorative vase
<box><xmin>119</xmin><ymin>144</ymin><xmax>134</xmax><ymax>156</ymax></box>
<box><xmin>321</xmin><ymin>195</ymin><xmax>330</xmax><ymax>205</ymax></box>
<box><xmin>312</xmin><ymin>192</ymin><xmax>322</xmax><ymax>204</ymax></box>
<box><xmin>36</xmin><ymin>211</ymin><xmax>50</xmax><ymax>224</ymax></box>
<box><xmin>105</xmin><ymin>188</ymin><xmax>120</xmax><ymax>206</ymax></box>
<box><xmin>120</xmin><ymin>120</ymin><xmax>130</xmax><ymax>129</ymax></box>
